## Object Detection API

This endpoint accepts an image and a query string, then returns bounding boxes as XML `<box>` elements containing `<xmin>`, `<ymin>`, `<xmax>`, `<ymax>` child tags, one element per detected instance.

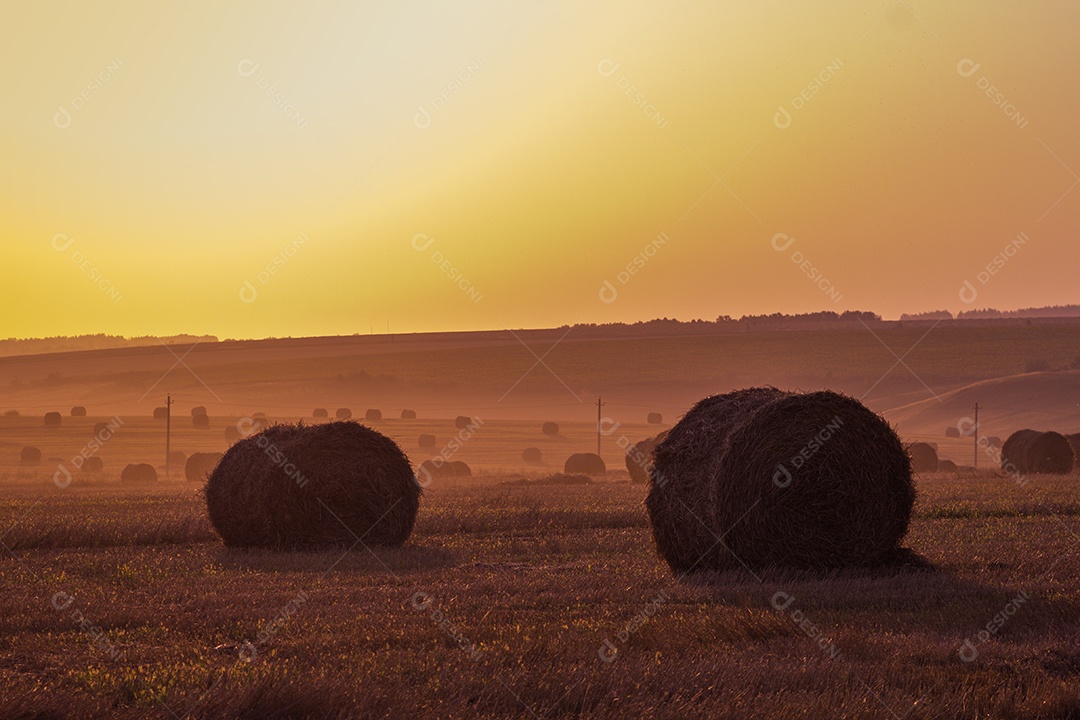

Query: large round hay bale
<box><xmin>647</xmin><ymin>388</ymin><xmax>914</xmax><ymax>573</ymax></box>
<box><xmin>153</xmin><ymin>407</ymin><xmax>167</xmax><ymax>420</ymax></box>
<box><xmin>418</xmin><ymin>434</ymin><xmax>437</xmax><ymax>448</ymax></box>
<box><xmin>191</xmin><ymin>406</ymin><xmax>208</xmax><ymax>417</ymax></box>
<box><xmin>625</xmin><ymin>431</ymin><xmax>669</xmax><ymax>484</ymax></box>
<box><xmin>522</xmin><ymin>447</ymin><xmax>542</xmax><ymax>463</ymax></box>
<box><xmin>192</xmin><ymin>414</ymin><xmax>210</xmax><ymax>429</ymax></box>
<box><xmin>401</xmin><ymin>409</ymin><xmax>417</xmax><ymax>420</ymax></box>
<box><xmin>908</xmin><ymin>442</ymin><xmax>939</xmax><ymax>473</ymax></box>
<box><xmin>564</xmin><ymin>453</ymin><xmax>606</xmax><ymax>475</ymax></box>
<box><xmin>204</xmin><ymin>421</ymin><xmax>420</xmax><ymax>548</ymax></box>
<box><xmin>20</xmin><ymin>446</ymin><xmax>41</xmax><ymax>464</ymax></box>
<box><xmin>81</xmin><ymin>457</ymin><xmax>104</xmax><ymax>473</ymax></box>
<box><xmin>335</xmin><ymin>408</ymin><xmax>352</xmax><ymax>420</ymax></box>
<box><xmin>542</xmin><ymin>421</ymin><xmax>559</xmax><ymax>436</ymax></box>
<box><xmin>121</xmin><ymin>463</ymin><xmax>158</xmax><ymax>483</ymax></box>
<box><xmin>365</xmin><ymin>409</ymin><xmax>383</xmax><ymax>422</ymax></box>
<box><xmin>937</xmin><ymin>459</ymin><xmax>958</xmax><ymax>473</ymax></box>
<box><xmin>647</xmin><ymin>412</ymin><xmax>663</xmax><ymax>425</ymax></box>
<box><xmin>313</xmin><ymin>408</ymin><xmax>329</xmax><ymax>419</ymax></box>
<box><xmin>185</xmin><ymin>452</ymin><xmax>223</xmax><ymax>483</ymax></box>
<box><xmin>454</xmin><ymin>416</ymin><xmax>471</xmax><ymax>429</ymax></box>
<box><xmin>71</xmin><ymin>406</ymin><xmax>87</xmax><ymax>417</ymax></box>
<box><xmin>1001</xmin><ymin>430</ymin><xmax>1074</xmax><ymax>475</ymax></box>
<box><xmin>44</xmin><ymin>412</ymin><xmax>62</xmax><ymax>427</ymax></box>
<box><xmin>945</xmin><ymin>426</ymin><xmax>961</xmax><ymax>438</ymax></box>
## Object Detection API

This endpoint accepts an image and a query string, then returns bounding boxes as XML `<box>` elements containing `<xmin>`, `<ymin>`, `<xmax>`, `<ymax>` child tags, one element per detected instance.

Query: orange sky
<box><xmin>1</xmin><ymin>1</ymin><xmax>1078</xmax><ymax>339</ymax></box>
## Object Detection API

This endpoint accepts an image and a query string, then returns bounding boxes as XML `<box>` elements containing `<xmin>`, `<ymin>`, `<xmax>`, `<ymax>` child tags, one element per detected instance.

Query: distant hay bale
<box><xmin>224</xmin><ymin>426</ymin><xmax>242</xmax><ymax>443</ymax></box>
<box><xmin>365</xmin><ymin>409</ymin><xmax>383</xmax><ymax>422</ymax></box>
<box><xmin>167</xmin><ymin>451</ymin><xmax>186</xmax><ymax>467</ymax></box>
<box><xmin>455</xmin><ymin>416</ymin><xmax>471</xmax><ymax>429</ymax></box>
<box><xmin>564</xmin><ymin>453</ymin><xmax>606</xmax><ymax>475</ymax></box>
<box><xmin>81</xmin><ymin>457</ymin><xmax>104</xmax><ymax>473</ymax></box>
<box><xmin>908</xmin><ymin>442</ymin><xmax>939</xmax><ymax>473</ymax></box>
<box><xmin>20</xmin><ymin>446</ymin><xmax>41</xmax><ymax>464</ymax></box>
<box><xmin>93</xmin><ymin>422</ymin><xmax>109</xmax><ymax>435</ymax></box>
<box><xmin>647</xmin><ymin>412</ymin><xmax>663</xmax><ymax>425</ymax></box>
<box><xmin>937</xmin><ymin>459</ymin><xmax>958</xmax><ymax>473</ymax></box>
<box><xmin>191</xmin><ymin>406</ymin><xmax>208</xmax><ymax>417</ymax></box>
<box><xmin>71</xmin><ymin>406</ymin><xmax>87</xmax><ymax>417</ymax></box>
<box><xmin>335</xmin><ymin>408</ymin><xmax>352</xmax><ymax>420</ymax></box>
<box><xmin>44</xmin><ymin>412</ymin><xmax>62</xmax><ymax>427</ymax></box>
<box><xmin>987</xmin><ymin>436</ymin><xmax>1002</xmax><ymax>448</ymax></box>
<box><xmin>1001</xmin><ymin>429</ymin><xmax>1074</xmax><ymax>475</ymax></box>
<box><xmin>450</xmin><ymin>461</ymin><xmax>471</xmax><ymax>476</ymax></box>
<box><xmin>313</xmin><ymin>408</ymin><xmax>329</xmax><ymax>419</ymax></box>
<box><xmin>415</xmin><ymin>457</ymin><xmax>472</xmax><ymax>483</ymax></box>
<box><xmin>204</xmin><ymin>421</ymin><xmax>420</xmax><ymax>548</ymax></box>
<box><xmin>522</xmin><ymin>447</ymin><xmax>542</xmax><ymax>463</ymax></box>
<box><xmin>192</xmin><ymin>414</ymin><xmax>210</xmax><ymax>429</ymax></box>
<box><xmin>401</xmin><ymin>409</ymin><xmax>417</xmax><ymax>420</ymax></box>
<box><xmin>185</xmin><ymin>452</ymin><xmax>223</xmax><ymax>483</ymax></box>
<box><xmin>647</xmin><ymin>387</ymin><xmax>915</xmax><ymax>573</ymax></box>
<box><xmin>542</xmin><ymin>421</ymin><xmax>559</xmax><ymax>436</ymax></box>
<box><xmin>121</xmin><ymin>463</ymin><xmax>158</xmax><ymax>483</ymax></box>
<box><xmin>945</xmin><ymin>426</ymin><xmax>961</xmax><ymax>438</ymax></box>
<box><xmin>418</xmin><ymin>434</ymin><xmax>437</xmax><ymax>448</ymax></box>
<box><xmin>153</xmin><ymin>407</ymin><xmax>168</xmax><ymax>420</ymax></box>
<box><xmin>625</xmin><ymin>431</ymin><xmax>669</xmax><ymax>484</ymax></box>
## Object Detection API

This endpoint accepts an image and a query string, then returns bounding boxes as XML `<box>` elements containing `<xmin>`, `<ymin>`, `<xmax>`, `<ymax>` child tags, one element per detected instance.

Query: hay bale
<box><xmin>153</xmin><ymin>407</ymin><xmax>167</xmax><ymax>420</ymax></box>
<box><xmin>185</xmin><ymin>452</ymin><xmax>223</xmax><ymax>483</ymax></box>
<box><xmin>224</xmin><ymin>426</ymin><xmax>242</xmax><ymax>443</ymax></box>
<box><xmin>625</xmin><ymin>431</ymin><xmax>670</xmax><ymax>484</ymax></box>
<box><xmin>937</xmin><ymin>459</ymin><xmax>958</xmax><ymax>473</ymax></box>
<box><xmin>418</xmin><ymin>434</ymin><xmax>437</xmax><ymax>448</ymax></box>
<box><xmin>71</xmin><ymin>406</ymin><xmax>87</xmax><ymax>417</ymax></box>
<box><xmin>191</xmin><ymin>406</ymin><xmax>208</xmax><ymax>417</ymax></box>
<box><xmin>542</xmin><ymin>421</ymin><xmax>559</xmax><ymax>436</ymax></box>
<box><xmin>1002</xmin><ymin>430</ymin><xmax>1074</xmax><ymax>475</ymax></box>
<box><xmin>204</xmin><ymin>421</ymin><xmax>420</xmax><ymax>548</ymax></box>
<box><xmin>192</xmin><ymin>414</ymin><xmax>210</xmax><ymax>429</ymax></box>
<box><xmin>44</xmin><ymin>412</ymin><xmax>62</xmax><ymax>427</ymax></box>
<box><xmin>522</xmin><ymin>447</ymin><xmax>542</xmax><ymax>463</ymax></box>
<box><xmin>908</xmin><ymin>442</ymin><xmax>939</xmax><ymax>473</ymax></box>
<box><xmin>93</xmin><ymin>422</ymin><xmax>109</xmax><ymax>435</ymax></box>
<box><xmin>454</xmin><ymin>416</ymin><xmax>471</xmax><ymax>429</ymax></box>
<box><xmin>20</xmin><ymin>446</ymin><xmax>41</xmax><ymax>464</ymax></box>
<box><xmin>564</xmin><ymin>453</ymin><xmax>606</xmax><ymax>475</ymax></box>
<box><xmin>945</xmin><ymin>426</ymin><xmax>961</xmax><ymax>438</ymax></box>
<box><xmin>253</xmin><ymin>412</ymin><xmax>268</xmax><ymax>419</ymax></box>
<box><xmin>987</xmin><ymin>436</ymin><xmax>1002</xmax><ymax>447</ymax></box>
<box><xmin>335</xmin><ymin>408</ymin><xmax>352</xmax><ymax>420</ymax></box>
<box><xmin>81</xmin><ymin>457</ymin><xmax>104</xmax><ymax>473</ymax></box>
<box><xmin>121</xmin><ymin>463</ymin><xmax>158</xmax><ymax>483</ymax></box>
<box><xmin>365</xmin><ymin>409</ymin><xmax>383</xmax><ymax>422</ymax></box>
<box><xmin>401</xmin><ymin>409</ymin><xmax>417</xmax><ymax>420</ymax></box>
<box><xmin>450</xmin><ymin>461</ymin><xmax>471</xmax><ymax>477</ymax></box>
<box><xmin>167</xmin><ymin>451</ymin><xmax>186</xmax><ymax>467</ymax></box>
<box><xmin>313</xmin><ymin>408</ymin><xmax>329</xmax><ymax>419</ymax></box>
<box><xmin>647</xmin><ymin>387</ymin><xmax>914</xmax><ymax>573</ymax></box>
<box><xmin>647</xmin><ymin>412</ymin><xmax>663</xmax><ymax>425</ymax></box>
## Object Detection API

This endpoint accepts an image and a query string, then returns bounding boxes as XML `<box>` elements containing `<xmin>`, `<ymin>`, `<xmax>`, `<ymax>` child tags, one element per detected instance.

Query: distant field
<box><xmin>2</xmin><ymin>474</ymin><xmax>1079</xmax><ymax>719</ymax></box>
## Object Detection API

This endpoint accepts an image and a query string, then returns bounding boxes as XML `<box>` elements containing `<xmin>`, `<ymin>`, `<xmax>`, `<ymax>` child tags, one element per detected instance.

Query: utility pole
<box><xmin>596</xmin><ymin>396</ymin><xmax>605</xmax><ymax>456</ymax></box>
<box><xmin>973</xmin><ymin>402</ymin><xmax>979</xmax><ymax>470</ymax></box>
<box><xmin>165</xmin><ymin>394</ymin><xmax>173</xmax><ymax>480</ymax></box>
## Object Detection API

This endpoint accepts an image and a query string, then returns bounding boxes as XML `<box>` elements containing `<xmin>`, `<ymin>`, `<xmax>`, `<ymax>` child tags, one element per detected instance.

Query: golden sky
<box><xmin>1</xmin><ymin>1</ymin><xmax>1078</xmax><ymax>339</ymax></box>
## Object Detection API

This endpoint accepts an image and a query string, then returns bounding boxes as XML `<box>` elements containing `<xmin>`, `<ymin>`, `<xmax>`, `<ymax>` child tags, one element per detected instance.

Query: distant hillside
<box><xmin>0</xmin><ymin>334</ymin><xmax>218</xmax><ymax>358</ymax></box>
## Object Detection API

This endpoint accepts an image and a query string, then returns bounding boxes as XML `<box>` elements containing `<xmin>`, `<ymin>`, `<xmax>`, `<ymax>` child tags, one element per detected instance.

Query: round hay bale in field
<box><xmin>418</xmin><ymin>434</ymin><xmax>437</xmax><ymax>448</ymax></box>
<box><xmin>192</xmin><ymin>414</ymin><xmax>211</xmax><ymax>429</ymax></box>
<box><xmin>1002</xmin><ymin>430</ymin><xmax>1074</xmax><ymax>475</ymax></box>
<box><xmin>908</xmin><ymin>442</ymin><xmax>939</xmax><ymax>473</ymax></box>
<box><xmin>191</xmin><ymin>406</ymin><xmax>208</xmax><ymax>417</ymax></box>
<box><xmin>224</xmin><ymin>425</ymin><xmax>242</xmax><ymax>443</ymax></box>
<box><xmin>335</xmin><ymin>408</ymin><xmax>352</xmax><ymax>420</ymax></box>
<box><xmin>365</xmin><ymin>409</ymin><xmax>383</xmax><ymax>422</ymax></box>
<box><xmin>20</xmin><ymin>446</ymin><xmax>41</xmax><ymax>464</ymax></box>
<box><xmin>401</xmin><ymin>409</ymin><xmax>417</xmax><ymax>420</ymax></box>
<box><xmin>153</xmin><ymin>407</ymin><xmax>168</xmax><ymax>420</ymax></box>
<box><xmin>416</xmin><ymin>458</ymin><xmax>448</xmax><ymax>484</ymax></box>
<box><xmin>185</xmin><ymin>452</ymin><xmax>223</xmax><ymax>483</ymax></box>
<box><xmin>44</xmin><ymin>412</ymin><xmax>62</xmax><ymax>427</ymax></box>
<box><xmin>987</xmin><ymin>436</ymin><xmax>1002</xmax><ymax>448</ymax></box>
<box><xmin>945</xmin><ymin>426</ymin><xmax>961</xmax><ymax>438</ymax></box>
<box><xmin>81</xmin><ymin>457</ymin><xmax>104</xmax><ymax>473</ymax></box>
<box><xmin>204</xmin><ymin>421</ymin><xmax>420</xmax><ymax>548</ymax></box>
<box><xmin>312</xmin><ymin>408</ymin><xmax>329</xmax><ymax>419</ymax></box>
<box><xmin>454</xmin><ymin>416</ymin><xmax>471</xmax><ymax>429</ymax></box>
<box><xmin>541</xmin><ymin>421</ymin><xmax>559</xmax><ymax>437</ymax></box>
<box><xmin>450</xmin><ymin>461</ymin><xmax>471</xmax><ymax>477</ymax></box>
<box><xmin>647</xmin><ymin>412</ymin><xmax>663</xmax><ymax>425</ymax></box>
<box><xmin>167</xmin><ymin>451</ymin><xmax>186</xmax><ymax>467</ymax></box>
<box><xmin>647</xmin><ymin>387</ymin><xmax>914</xmax><ymax>573</ymax></box>
<box><xmin>936</xmin><ymin>459</ymin><xmax>958</xmax><ymax>473</ymax></box>
<box><xmin>625</xmin><ymin>431</ymin><xmax>669</xmax><ymax>484</ymax></box>
<box><xmin>71</xmin><ymin>406</ymin><xmax>87</xmax><ymax>417</ymax></box>
<box><xmin>93</xmin><ymin>422</ymin><xmax>110</xmax><ymax>436</ymax></box>
<box><xmin>522</xmin><ymin>447</ymin><xmax>542</xmax><ymax>463</ymax></box>
<box><xmin>253</xmin><ymin>412</ymin><xmax>267</xmax><ymax>419</ymax></box>
<box><xmin>564</xmin><ymin>453</ymin><xmax>606</xmax><ymax>475</ymax></box>
<box><xmin>121</xmin><ymin>463</ymin><xmax>158</xmax><ymax>483</ymax></box>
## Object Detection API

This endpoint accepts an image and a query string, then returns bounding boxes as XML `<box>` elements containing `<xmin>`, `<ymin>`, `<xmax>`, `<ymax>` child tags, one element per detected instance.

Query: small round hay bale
<box><xmin>185</xmin><ymin>452</ymin><xmax>223</xmax><ymax>483</ymax></box>
<box><xmin>167</xmin><ymin>451</ymin><xmax>186</xmax><ymax>467</ymax></box>
<box><xmin>987</xmin><ymin>436</ymin><xmax>1002</xmax><ymax>448</ymax></box>
<box><xmin>401</xmin><ymin>409</ymin><xmax>417</xmax><ymax>420</ymax></box>
<box><xmin>365</xmin><ymin>409</ymin><xmax>383</xmax><ymax>422</ymax></box>
<box><xmin>192</xmin><ymin>414</ymin><xmax>210</xmax><ymax>429</ymax></box>
<box><xmin>121</xmin><ymin>463</ymin><xmax>158</xmax><ymax>483</ymax></box>
<box><xmin>204</xmin><ymin>421</ymin><xmax>420</xmax><ymax>548</ymax></box>
<box><xmin>92</xmin><ymin>422</ymin><xmax>109</xmax><ymax>436</ymax></box>
<box><xmin>20</xmin><ymin>446</ymin><xmax>42</xmax><ymax>464</ymax></box>
<box><xmin>626</xmin><ymin>433</ymin><xmax>668</xmax><ymax>484</ymax></box>
<box><xmin>253</xmin><ymin>412</ymin><xmax>267</xmax><ymax>419</ymax></box>
<box><xmin>647</xmin><ymin>412</ymin><xmax>663</xmax><ymax>425</ymax></box>
<box><xmin>522</xmin><ymin>447</ymin><xmax>542</xmax><ymax>463</ymax></box>
<box><xmin>945</xmin><ymin>426</ymin><xmax>961</xmax><ymax>438</ymax></box>
<box><xmin>418</xmin><ymin>434</ymin><xmax>437</xmax><ymax>448</ymax></box>
<box><xmin>153</xmin><ymin>407</ymin><xmax>168</xmax><ymax>420</ymax></box>
<box><xmin>313</xmin><ymin>408</ymin><xmax>329</xmax><ymax>419</ymax></box>
<box><xmin>542</xmin><ymin>421</ymin><xmax>559</xmax><ymax>436</ymax></box>
<box><xmin>81</xmin><ymin>457</ymin><xmax>104</xmax><ymax>473</ymax></box>
<box><xmin>416</xmin><ymin>458</ymin><xmax>448</xmax><ymax>484</ymax></box>
<box><xmin>564</xmin><ymin>453</ymin><xmax>606</xmax><ymax>475</ymax></box>
<box><xmin>937</xmin><ymin>459</ymin><xmax>958</xmax><ymax>473</ymax></box>
<box><xmin>71</xmin><ymin>406</ymin><xmax>87</xmax><ymax>417</ymax></box>
<box><xmin>454</xmin><ymin>416</ymin><xmax>471</xmax><ymax>429</ymax></box>
<box><xmin>191</xmin><ymin>406</ymin><xmax>208</xmax><ymax>417</ymax></box>
<box><xmin>450</xmin><ymin>461</ymin><xmax>471</xmax><ymax>477</ymax></box>
<box><xmin>908</xmin><ymin>442</ymin><xmax>939</xmax><ymax>473</ymax></box>
<box><xmin>44</xmin><ymin>412</ymin><xmax>62</xmax><ymax>427</ymax></box>
<box><xmin>648</xmin><ymin>388</ymin><xmax>914</xmax><ymax>573</ymax></box>
<box><xmin>224</xmin><ymin>425</ymin><xmax>242</xmax><ymax>443</ymax></box>
<box><xmin>1002</xmin><ymin>430</ymin><xmax>1074</xmax><ymax>475</ymax></box>
<box><xmin>335</xmin><ymin>408</ymin><xmax>352</xmax><ymax>420</ymax></box>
